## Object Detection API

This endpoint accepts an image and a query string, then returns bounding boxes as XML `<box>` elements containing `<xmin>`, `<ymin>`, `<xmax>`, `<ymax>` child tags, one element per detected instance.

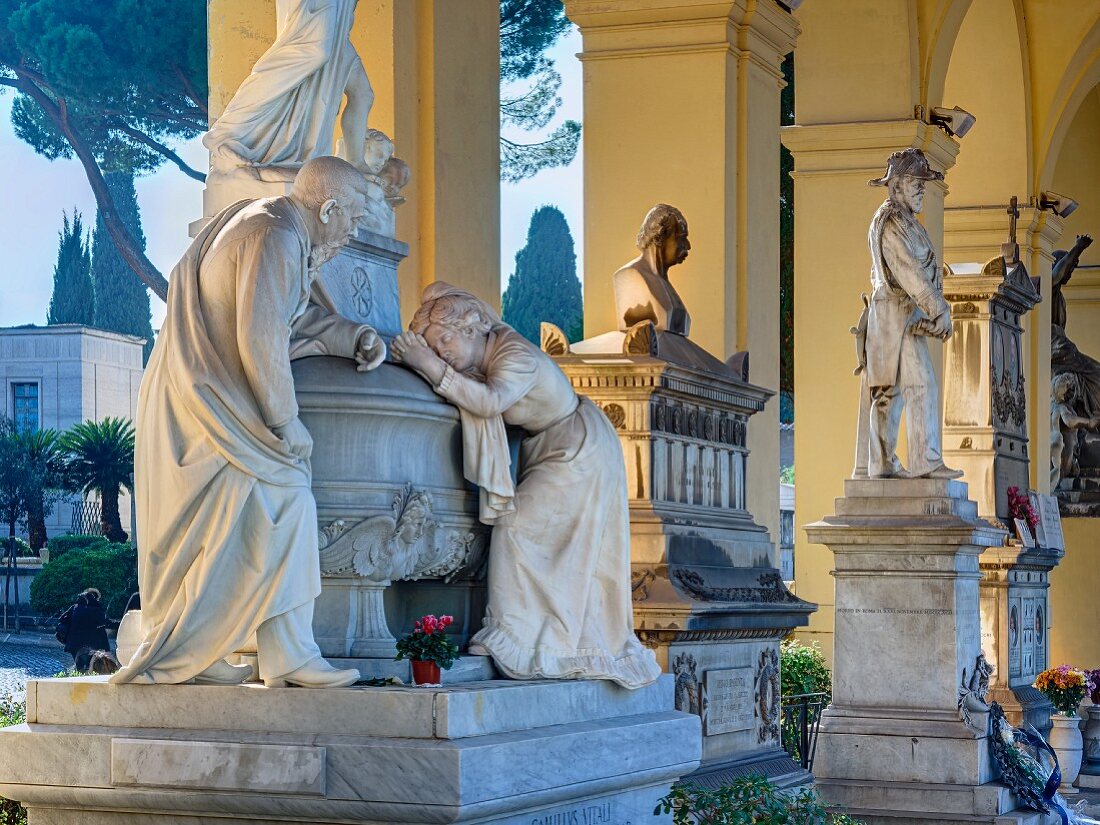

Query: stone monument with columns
<box><xmin>546</xmin><ymin>204</ymin><xmax>816</xmax><ymax>789</ymax></box>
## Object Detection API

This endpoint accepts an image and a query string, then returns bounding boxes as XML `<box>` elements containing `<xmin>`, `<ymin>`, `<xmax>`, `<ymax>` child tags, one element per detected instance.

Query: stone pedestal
<box><xmin>551</xmin><ymin>345</ymin><xmax>816</xmax><ymax>788</ymax></box>
<box><xmin>0</xmin><ymin>675</ymin><xmax>700</xmax><ymax>824</ymax></box>
<box><xmin>805</xmin><ymin>479</ymin><xmax>1046</xmax><ymax>825</ymax></box>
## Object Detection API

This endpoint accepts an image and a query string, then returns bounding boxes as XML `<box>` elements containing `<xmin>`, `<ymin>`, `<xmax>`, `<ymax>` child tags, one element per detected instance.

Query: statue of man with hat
<box><xmin>853</xmin><ymin>148</ymin><xmax>962</xmax><ymax>480</ymax></box>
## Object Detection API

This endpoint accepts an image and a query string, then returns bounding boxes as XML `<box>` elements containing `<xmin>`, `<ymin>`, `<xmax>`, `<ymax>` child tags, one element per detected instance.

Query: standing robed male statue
<box><xmin>112</xmin><ymin>156</ymin><xmax>386</xmax><ymax>688</ymax></box>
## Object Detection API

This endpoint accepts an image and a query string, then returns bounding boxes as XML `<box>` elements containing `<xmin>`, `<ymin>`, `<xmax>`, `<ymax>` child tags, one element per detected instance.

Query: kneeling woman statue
<box><xmin>392</xmin><ymin>283</ymin><xmax>660</xmax><ymax>689</ymax></box>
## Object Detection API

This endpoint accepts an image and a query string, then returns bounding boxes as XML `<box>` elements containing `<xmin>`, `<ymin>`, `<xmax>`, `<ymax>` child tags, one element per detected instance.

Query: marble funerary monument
<box><xmin>0</xmin><ymin>2</ymin><xmax>716</xmax><ymax>822</ymax></box>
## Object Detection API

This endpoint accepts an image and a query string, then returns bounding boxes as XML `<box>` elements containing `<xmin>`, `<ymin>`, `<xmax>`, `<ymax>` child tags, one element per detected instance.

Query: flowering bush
<box><xmin>394</xmin><ymin>614</ymin><xmax>460</xmax><ymax>670</ymax></box>
<box><xmin>1088</xmin><ymin>670</ymin><xmax>1100</xmax><ymax>705</ymax></box>
<box><xmin>1007</xmin><ymin>486</ymin><xmax>1039</xmax><ymax>540</ymax></box>
<box><xmin>1034</xmin><ymin>665</ymin><xmax>1092</xmax><ymax>716</ymax></box>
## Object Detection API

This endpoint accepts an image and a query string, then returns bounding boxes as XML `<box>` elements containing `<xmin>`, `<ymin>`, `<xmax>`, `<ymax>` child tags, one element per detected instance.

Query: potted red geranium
<box><xmin>395</xmin><ymin>614</ymin><xmax>460</xmax><ymax>686</ymax></box>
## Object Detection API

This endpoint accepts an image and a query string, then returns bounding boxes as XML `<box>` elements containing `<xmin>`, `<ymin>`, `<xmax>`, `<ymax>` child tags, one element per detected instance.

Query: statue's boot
<box><xmin>924</xmin><ymin>463</ymin><xmax>964</xmax><ymax>480</ymax></box>
<box><xmin>264</xmin><ymin>657</ymin><xmax>360</xmax><ymax>689</ymax></box>
<box><xmin>193</xmin><ymin>659</ymin><xmax>253</xmax><ymax>685</ymax></box>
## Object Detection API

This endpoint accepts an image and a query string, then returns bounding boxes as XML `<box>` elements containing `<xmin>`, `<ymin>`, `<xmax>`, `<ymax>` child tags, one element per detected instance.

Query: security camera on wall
<box><xmin>1039</xmin><ymin>191</ymin><xmax>1079</xmax><ymax>219</ymax></box>
<box><xmin>930</xmin><ymin>106</ymin><xmax>977</xmax><ymax>139</ymax></box>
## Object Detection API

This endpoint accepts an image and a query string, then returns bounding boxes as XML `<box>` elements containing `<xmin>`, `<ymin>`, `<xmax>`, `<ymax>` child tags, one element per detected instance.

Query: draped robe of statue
<box><xmin>434</xmin><ymin>325</ymin><xmax>661</xmax><ymax>689</ymax></box>
<box><xmin>202</xmin><ymin>0</ymin><xmax>362</xmax><ymax>171</ymax></box>
<box><xmin>112</xmin><ymin>197</ymin><xmax>373</xmax><ymax>684</ymax></box>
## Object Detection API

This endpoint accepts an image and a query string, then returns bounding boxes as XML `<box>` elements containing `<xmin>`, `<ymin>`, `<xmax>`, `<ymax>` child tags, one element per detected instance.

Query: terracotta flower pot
<box><xmin>411</xmin><ymin>659</ymin><xmax>441</xmax><ymax>686</ymax></box>
<box><xmin>1049</xmin><ymin>713</ymin><xmax>1084</xmax><ymax>790</ymax></box>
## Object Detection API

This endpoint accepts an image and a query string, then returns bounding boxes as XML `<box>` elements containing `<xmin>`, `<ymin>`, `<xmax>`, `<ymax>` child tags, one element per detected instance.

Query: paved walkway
<box><xmin>0</xmin><ymin>638</ymin><xmax>70</xmax><ymax>697</ymax></box>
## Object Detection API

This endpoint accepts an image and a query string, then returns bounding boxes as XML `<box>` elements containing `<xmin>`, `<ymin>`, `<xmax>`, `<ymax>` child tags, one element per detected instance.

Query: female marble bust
<box><xmin>613</xmin><ymin>204</ymin><xmax>692</xmax><ymax>336</ymax></box>
<box><xmin>391</xmin><ymin>283</ymin><xmax>660</xmax><ymax>689</ymax></box>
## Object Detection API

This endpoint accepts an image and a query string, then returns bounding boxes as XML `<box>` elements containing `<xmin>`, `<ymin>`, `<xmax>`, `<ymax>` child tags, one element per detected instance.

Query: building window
<box><xmin>12</xmin><ymin>382</ymin><xmax>39</xmax><ymax>433</ymax></box>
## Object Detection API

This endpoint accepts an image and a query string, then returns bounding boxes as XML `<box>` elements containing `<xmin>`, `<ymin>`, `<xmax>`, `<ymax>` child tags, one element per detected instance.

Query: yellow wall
<box><xmin>1050</xmin><ymin>519</ymin><xmax>1100</xmax><ymax>667</ymax></box>
<box><xmin>1053</xmin><ymin>88</ymin><xmax>1100</xmax><ymax>273</ymax></box>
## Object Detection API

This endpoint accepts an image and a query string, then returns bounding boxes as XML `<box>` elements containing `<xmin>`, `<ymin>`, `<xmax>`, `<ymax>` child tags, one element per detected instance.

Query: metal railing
<box><xmin>71</xmin><ymin>500</ymin><xmax>103</xmax><ymax>536</ymax></box>
<box><xmin>781</xmin><ymin>692</ymin><xmax>829</xmax><ymax>772</ymax></box>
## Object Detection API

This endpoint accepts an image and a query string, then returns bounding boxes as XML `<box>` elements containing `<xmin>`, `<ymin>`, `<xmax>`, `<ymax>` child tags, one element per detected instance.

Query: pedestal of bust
<box><xmin>805</xmin><ymin>478</ymin><xmax>1040</xmax><ymax>825</ymax></box>
<box><xmin>550</xmin><ymin>334</ymin><xmax>816</xmax><ymax>789</ymax></box>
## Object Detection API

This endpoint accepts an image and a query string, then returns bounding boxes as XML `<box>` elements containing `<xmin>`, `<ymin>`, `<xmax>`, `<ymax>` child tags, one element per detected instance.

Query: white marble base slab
<box><xmin>0</xmin><ymin>675</ymin><xmax>700</xmax><ymax>823</ymax></box>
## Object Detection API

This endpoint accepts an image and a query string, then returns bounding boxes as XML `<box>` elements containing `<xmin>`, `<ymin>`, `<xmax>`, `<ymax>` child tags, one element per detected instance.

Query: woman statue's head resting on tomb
<box><xmin>408</xmin><ymin>283</ymin><xmax>502</xmax><ymax>374</ymax></box>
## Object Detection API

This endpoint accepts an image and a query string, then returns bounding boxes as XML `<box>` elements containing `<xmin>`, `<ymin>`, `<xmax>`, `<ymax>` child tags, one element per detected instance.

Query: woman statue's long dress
<box><xmin>397</xmin><ymin>284</ymin><xmax>661</xmax><ymax>689</ymax></box>
<box><xmin>203</xmin><ymin>0</ymin><xmax>372</xmax><ymax>180</ymax></box>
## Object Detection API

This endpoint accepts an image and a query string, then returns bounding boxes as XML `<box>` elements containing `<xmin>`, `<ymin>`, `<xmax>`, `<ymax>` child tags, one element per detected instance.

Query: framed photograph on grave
<box><xmin>1014</xmin><ymin>518</ymin><xmax>1036</xmax><ymax>547</ymax></box>
<box><xmin>1037</xmin><ymin>494</ymin><xmax>1065</xmax><ymax>551</ymax></box>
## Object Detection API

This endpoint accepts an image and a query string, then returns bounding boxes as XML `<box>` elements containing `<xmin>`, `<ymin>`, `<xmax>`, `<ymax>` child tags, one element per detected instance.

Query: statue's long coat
<box><xmin>112</xmin><ymin>197</ymin><xmax>369</xmax><ymax>684</ymax></box>
<box><xmin>865</xmin><ymin>201</ymin><xmax>951</xmax><ymax>388</ymax></box>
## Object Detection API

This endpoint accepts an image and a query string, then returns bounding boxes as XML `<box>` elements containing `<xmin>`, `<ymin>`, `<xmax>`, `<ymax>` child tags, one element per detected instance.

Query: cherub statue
<box><xmin>1051</xmin><ymin>373</ymin><xmax>1100</xmax><ymax>488</ymax></box>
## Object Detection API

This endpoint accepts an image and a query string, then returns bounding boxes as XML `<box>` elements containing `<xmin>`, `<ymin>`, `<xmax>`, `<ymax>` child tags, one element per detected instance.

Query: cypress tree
<box><xmin>46</xmin><ymin>210</ymin><xmax>94</xmax><ymax>326</ymax></box>
<box><xmin>502</xmin><ymin>206</ymin><xmax>583</xmax><ymax>344</ymax></box>
<box><xmin>91</xmin><ymin>170</ymin><xmax>155</xmax><ymax>361</ymax></box>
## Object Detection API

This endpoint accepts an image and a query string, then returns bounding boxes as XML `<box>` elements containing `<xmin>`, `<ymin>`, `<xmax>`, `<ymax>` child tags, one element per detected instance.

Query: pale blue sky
<box><xmin>0</xmin><ymin>28</ymin><xmax>583</xmax><ymax>330</ymax></box>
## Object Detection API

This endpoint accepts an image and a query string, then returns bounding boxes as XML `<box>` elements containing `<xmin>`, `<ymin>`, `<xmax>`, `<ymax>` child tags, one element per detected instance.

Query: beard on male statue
<box><xmin>112</xmin><ymin>156</ymin><xmax>380</xmax><ymax>688</ymax></box>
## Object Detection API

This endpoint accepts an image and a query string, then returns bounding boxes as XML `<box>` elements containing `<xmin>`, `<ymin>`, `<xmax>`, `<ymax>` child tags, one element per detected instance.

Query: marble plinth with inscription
<box><xmin>0</xmin><ymin>675</ymin><xmax>700</xmax><ymax>824</ymax></box>
<box><xmin>547</xmin><ymin>332</ymin><xmax>815</xmax><ymax>790</ymax></box>
<box><xmin>805</xmin><ymin>478</ymin><xmax>1060</xmax><ymax>825</ymax></box>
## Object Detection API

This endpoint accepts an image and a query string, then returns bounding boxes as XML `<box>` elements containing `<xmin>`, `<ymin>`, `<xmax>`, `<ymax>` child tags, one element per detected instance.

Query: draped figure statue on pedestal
<box><xmin>203</xmin><ymin>0</ymin><xmax>373</xmax><ymax>181</ymax></box>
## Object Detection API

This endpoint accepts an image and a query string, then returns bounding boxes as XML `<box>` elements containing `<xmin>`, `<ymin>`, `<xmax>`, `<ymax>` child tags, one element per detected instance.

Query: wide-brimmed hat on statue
<box><xmin>868</xmin><ymin>148</ymin><xmax>944</xmax><ymax>187</ymax></box>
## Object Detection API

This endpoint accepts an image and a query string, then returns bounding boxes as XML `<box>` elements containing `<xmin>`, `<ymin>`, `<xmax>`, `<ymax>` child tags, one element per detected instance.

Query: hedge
<box><xmin>30</xmin><ymin>542</ymin><xmax>137</xmax><ymax>620</ymax></box>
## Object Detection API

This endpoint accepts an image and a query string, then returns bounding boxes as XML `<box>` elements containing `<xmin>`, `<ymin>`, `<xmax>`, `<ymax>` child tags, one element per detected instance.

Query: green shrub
<box><xmin>45</xmin><ymin>533</ymin><xmax>108</xmax><ymax>561</ymax></box>
<box><xmin>30</xmin><ymin>542</ymin><xmax>137</xmax><ymax>620</ymax></box>
<box><xmin>0</xmin><ymin>538</ymin><xmax>33</xmax><ymax>558</ymax></box>
<box><xmin>0</xmin><ymin>694</ymin><xmax>26</xmax><ymax>825</ymax></box>
<box><xmin>0</xmin><ymin>795</ymin><xmax>25</xmax><ymax>825</ymax></box>
<box><xmin>656</xmin><ymin>776</ymin><xmax>862</xmax><ymax>824</ymax></box>
<box><xmin>781</xmin><ymin>638</ymin><xmax>832</xmax><ymax>698</ymax></box>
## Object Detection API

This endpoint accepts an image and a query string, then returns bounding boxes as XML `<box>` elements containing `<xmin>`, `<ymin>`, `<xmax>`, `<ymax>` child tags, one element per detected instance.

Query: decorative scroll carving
<box><xmin>672</xmin><ymin>652</ymin><xmax>701</xmax><ymax>716</ymax></box>
<box><xmin>631</xmin><ymin>568</ymin><xmax>657</xmax><ymax>602</ymax></box>
<box><xmin>993</xmin><ymin>370</ymin><xmax>1026</xmax><ymax>429</ymax></box>
<box><xmin>317</xmin><ymin>483</ymin><xmax>481</xmax><ymax>582</ymax></box>
<box><xmin>602</xmin><ymin>403</ymin><xmax>627</xmax><ymax>429</ymax></box>
<box><xmin>540</xmin><ymin>322</ymin><xmax>571</xmax><ymax>356</ymax></box>
<box><xmin>623</xmin><ymin>320</ymin><xmax>659</xmax><ymax>356</ymax></box>
<box><xmin>957</xmin><ymin>653</ymin><xmax>993</xmax><ymax>733</ymax></box>
<box><xmin>755</xmin><ymin>649</ymin><xmax>781</xmax><ymax>743</ymax></box>
<box><xmin>673</xmin><ymin>569</ymin><xmax>802</xmax><ymax>605</ymax></box>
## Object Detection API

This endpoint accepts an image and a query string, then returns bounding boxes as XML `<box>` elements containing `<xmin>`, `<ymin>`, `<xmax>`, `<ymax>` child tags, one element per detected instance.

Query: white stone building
<box><xmin>0</xmin><ymin>325</ymin><xmax>144</xmax><ymax>539</ymax></box>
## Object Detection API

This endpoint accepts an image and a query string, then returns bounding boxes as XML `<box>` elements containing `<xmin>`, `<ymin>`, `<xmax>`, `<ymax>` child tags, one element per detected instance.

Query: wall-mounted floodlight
<box><xmin>930</xmin><ymin>106</ymin><xmax>976</xmax><ymax>139</ymax></box>
<box><xmin>1038</xmin><ymin>191</ymin><xmax>1079</xmax><ymax>219</ymax></box>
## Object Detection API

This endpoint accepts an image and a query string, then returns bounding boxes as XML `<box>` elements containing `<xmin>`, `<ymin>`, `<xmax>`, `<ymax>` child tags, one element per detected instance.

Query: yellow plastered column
<box><xmin>207</xmin><ymin>0</ymin><xmax>276</xmax><ymax>122</ymax></box>
<box><xmin>783</xmin><ymin>121</ymin><xmax>960</xmax><ymax>662</ymax></box>
<box><xmin>564</xmin><ymin>0</ymin><xmax>798</xmax><ymax>547</ymax></box>
<box><xmin>205</xmin><ymin>0</ymin><xmax>501</xmax><ymax>322</ymax></box>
